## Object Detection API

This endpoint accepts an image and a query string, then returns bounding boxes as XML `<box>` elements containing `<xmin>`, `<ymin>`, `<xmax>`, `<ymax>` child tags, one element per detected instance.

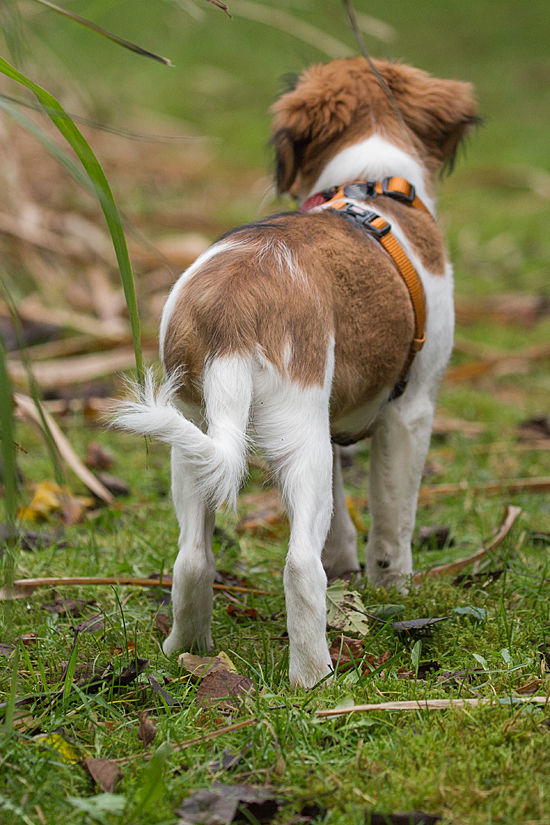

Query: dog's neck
<box><xmin>308</xmin><ymin>134</ymin><xmax>435</xmax><ymax>216</ymax></box>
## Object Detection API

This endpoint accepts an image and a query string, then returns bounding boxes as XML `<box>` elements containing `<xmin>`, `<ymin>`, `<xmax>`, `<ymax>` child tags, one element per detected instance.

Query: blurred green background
<box><xmin>14</xmin><ymin>0</ymin><xmax>549</xmax><ymax>301</ymax></box>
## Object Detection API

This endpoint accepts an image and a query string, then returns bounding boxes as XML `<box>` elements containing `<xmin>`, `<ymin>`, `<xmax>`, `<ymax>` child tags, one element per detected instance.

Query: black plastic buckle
<box><xmin>387</xmin><ymin>374</ymin><xmax>409</xmax><ymax>403</ymax></box>
<box><xmin>342</xmin><ymin>180</ymin><xmax>376</xmax><ymax>200</ymax></box>
<box><xmin>382</xmin><ymin>176</ymin><xmax>415</xmax><ymax>204</ymax></box>
<box><xmin>341</xmin><ymin>204</ymin><xmax>392</xmax><ymax>238</ymax></box>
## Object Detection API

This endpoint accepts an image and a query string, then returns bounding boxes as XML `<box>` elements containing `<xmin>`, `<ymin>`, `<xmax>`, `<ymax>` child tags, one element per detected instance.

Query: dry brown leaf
<box><xmin>137</xmin><ymin>711</ymin><xmax>157</xmax><ymax>746</ymax></box>
<box><xmin>236</xmin><ymin>489</ymin><xmax>287</xmax><ymax>536</ymax></box>
<box><xmin>329</xmin><ymin>635</ymin><xmax>367</xmax><ymax>673</ymax></box>
<box><xmin>175</xmin><ymin>783</ymin><xmax>280</xmax><ymax>825</ymax></box>
<box><xmin>516</xmin><ymin>679</ymin><xmax>544</xmax><ymax>695</ymax></box>
<box><xmin>178</xmin><ymin>651</ymin><xmax>237</xmax><ymax>679</ymax></box>
<box><xmin>84</xmin><ymin>757</ymin><xmax>123</xmax><ymax>794</ymax></box>
<box><xmin>85</xmin><ymin>441</ymin><xmax>115</xmax><ymax>471</ymax></box>
<box><xmin>196</xmin><ymin>670</ymin><xmax>255</xmax><ymax>709</ymax></box>
<box><xmin>154</xmin><ymin>612</ymin><xmax>172</xmax><ymax>637</ymax></box>
<box><xmin>40</xmin><ymin>597</ymin><xmax>85</xmax><ymax>617</ymax></box>
<box><xmin>75</xmin><ymin>614</ymin><xmax>105</xmax><ymax>634</ymax></box>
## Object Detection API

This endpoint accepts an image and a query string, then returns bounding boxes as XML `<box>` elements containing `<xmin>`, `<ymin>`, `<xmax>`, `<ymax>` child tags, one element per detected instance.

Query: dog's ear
<box><xmin>271</xmin><ymin>129</ymin><xmax>309</xmax><ymax>194</ymax></box>
<box><xmin>379</xmin><ymin>62</ymin><xmax>479</xmax><ymax>170</ymax></box>
<box><xmin>271</xmin><ymin>63</ymin><xmax>357</xmax><ymax>194</ymax></box>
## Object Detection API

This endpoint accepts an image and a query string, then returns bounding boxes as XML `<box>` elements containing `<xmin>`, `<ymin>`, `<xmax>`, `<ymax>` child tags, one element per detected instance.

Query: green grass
<box><xmin>2</xmin><ymin>1</ymin><xmax>550</xmax><ymax>823</ymax></box>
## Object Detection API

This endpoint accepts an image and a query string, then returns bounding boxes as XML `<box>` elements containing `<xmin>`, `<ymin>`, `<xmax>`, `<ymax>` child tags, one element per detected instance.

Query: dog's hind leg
<box><xmin>322</xmin><ymin>445</ymin><xmax>359</xmax><ymax>581</ymax></box>
<box><xmin>163</xmin><ymin>445</ymin><xmax>216</xmax><ymax>656</ymax></box>
<box><xmin>254</xmin><ymin>359</ymin><xmax>334</xmax><ymax>689</ymax></box>
<box><xmin>365</xmin><ymin>392</ymin><xmax>435</xmax><ymax>591</ymax></box>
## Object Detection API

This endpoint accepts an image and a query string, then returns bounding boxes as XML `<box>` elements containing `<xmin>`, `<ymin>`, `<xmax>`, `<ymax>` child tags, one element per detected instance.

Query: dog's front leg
<box><xmin>322</xmin><ymin>445</ymin><xmax>359</xmax><ymax>580</ymax></box>
<box><xmin>365</xmin><ymin>393</ymin><xmax>435</xmax><ymax>591</ymax></box>
<box><xmin>163</xmin><ymin>446</ymin><xmax>216</xmax><ymax>656</ymax></box>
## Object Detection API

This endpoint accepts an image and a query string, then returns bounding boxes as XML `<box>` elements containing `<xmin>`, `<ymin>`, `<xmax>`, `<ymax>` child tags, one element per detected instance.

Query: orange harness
<box><xmin>301</xmin><ymin>176</ymin><xmax>429</xmax><ymax>396</ymax></box>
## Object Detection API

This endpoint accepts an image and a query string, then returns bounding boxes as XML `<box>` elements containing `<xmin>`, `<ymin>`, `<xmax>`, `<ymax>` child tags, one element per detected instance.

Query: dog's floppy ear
<box><xmin>271</xmin><ymin>63</ymin><xmax>357</xmax><ymax>194</ymax></box>
<box><xmin>272</xmin><ymin>129</ymin><xmax>309</xmax><ymax>194</ymax></box>
<box><xmin>379</xmin><ymin>62</ymin><xmax>479</xmax><ymax>170</ymax></box>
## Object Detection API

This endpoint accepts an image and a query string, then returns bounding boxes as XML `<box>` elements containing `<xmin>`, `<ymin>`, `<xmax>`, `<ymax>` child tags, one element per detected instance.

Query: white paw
<box><xmin>289</xmin><ymin>655</ymin><xmax>333</xmax><ymax>690</ymax></box>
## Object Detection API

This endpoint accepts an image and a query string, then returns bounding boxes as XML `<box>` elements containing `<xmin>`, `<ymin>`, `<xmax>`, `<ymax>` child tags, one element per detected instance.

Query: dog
<box><xmin>114</xmin><ymin>57</ymin><xmax>477</xmax><ymax>688</ymax></box>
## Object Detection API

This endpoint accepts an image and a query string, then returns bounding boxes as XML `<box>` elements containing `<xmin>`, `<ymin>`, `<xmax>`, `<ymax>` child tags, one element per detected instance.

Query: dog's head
<box><xmin>271</xmin><ymin>57</ymin><xmax>478</xmax><ymax>199</ymax></box>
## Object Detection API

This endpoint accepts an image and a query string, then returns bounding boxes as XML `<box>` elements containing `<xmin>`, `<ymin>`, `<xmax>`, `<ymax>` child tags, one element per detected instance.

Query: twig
<box><xmin>205</xmin><ymin>0</ymin><xmax>232</xmax><ymax>16</ymax></box>
<box><xmin>113</xmin><ymin>717</ymin><xmax>258</xmax><ymax>764</ymax></box>
<box><xmin>316</xmin><ymin>695</ymin><xmax>549</xmax><ymax>718</ymax></box>
<box><xmin>341</xmin><ymin>0</ymin><xmax>406</xmax><ymax>132</ymax></box>
<box><xmin>1</xmin><ymin>575</ymin><xmax>272</xmax><ymax>600</ymax></box>
<box><xmin>418</xmin><ymin>478</ymin><xmax>550</xmax><ymax>504</ymax></box>
<box><xmin>413</xmin><ymin>504</ymin><xmax>521</xmax><ymax>584</ymax></box>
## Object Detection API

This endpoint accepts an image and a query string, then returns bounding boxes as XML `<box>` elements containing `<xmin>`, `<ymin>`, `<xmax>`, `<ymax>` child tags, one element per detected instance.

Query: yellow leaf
<box><xmin>35</xmin><ymin>733</ymin><xmax>81</xmax><ymax>764</ymax></box>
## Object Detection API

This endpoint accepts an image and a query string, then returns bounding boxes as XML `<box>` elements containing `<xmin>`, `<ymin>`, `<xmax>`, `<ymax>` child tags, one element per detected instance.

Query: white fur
<box><xmin>309</xmin><ymin>134</ymin><xmax>436</xmax><ymax>216</ymax></box>
<box><xmin>114</xmin><ymin>117</ymin><xmax>456</xmax><ymax>689</ymax></box>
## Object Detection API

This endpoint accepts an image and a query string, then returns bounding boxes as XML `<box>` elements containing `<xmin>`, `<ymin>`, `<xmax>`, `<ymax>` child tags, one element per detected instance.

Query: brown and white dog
<box><xmin>114</xmin><ymin>58</ymin><xmax>477</xmax><ymax>688</ymax></box>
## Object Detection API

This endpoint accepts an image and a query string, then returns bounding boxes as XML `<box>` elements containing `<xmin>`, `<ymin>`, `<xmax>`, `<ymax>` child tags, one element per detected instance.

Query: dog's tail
<box><xmin>111</xmin><ymin>358</ymin><xmax>253</xmax><ymax>508</ymax></box>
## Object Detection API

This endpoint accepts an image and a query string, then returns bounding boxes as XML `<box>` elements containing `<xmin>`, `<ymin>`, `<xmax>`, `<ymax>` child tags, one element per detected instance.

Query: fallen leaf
<box><xmin>96</xmin><ymin>472</ymin><xmax>130</xmax><ymax>498</ymax></box>
<box><xmin>516</xmin><ymin>679</ymin><xmax>543</xmax><ymax>695</ymax></box>
<box><xmin>18</xmin><ymin>480</ymin><xmax>95</xmax><ymax>524</ymax></box>
<box><xmin>226</xmin><ymin>604</ymin><xmax>261</xmax><ymax>621</ymax></box>
<box><xmin>236</xmin><ymin>489</ymin><xmax>287</xmax><ymax>536</ymax></box>
<box><xmin>154</xmin><ymin>612</ymin><xmax>172</xmax><ymax>637</ymax></box>
<box><xmin>326</xmin><ymin>581</ymin><xmax>369</xmax><ymax>635</ymax></box>
<box><xmin>137</xmin><ymin>711</ymin><xmax>157</xmax><ymax>746</ymax></box>
<box><xmin>0</xmin><ymin>643</ymin><xmax>15</xmax><ymax>657</ymax></box>
<box><xmin>40</xmin><ymin>597</ymin><xmax>85</xmax><ymax>617</ymax></box>
<box><xmin>178</xmin><ymin>651</ymin><xmax>238</xmax><ymax>679</ymax></box>
<box><xmin>85</xmin><ymin>441</ymin><xmax>115</xmax><ymax>471</ymax></box>
<box><xmin>389</xmin><ymin>617</ymin><xmax>449</xmax><ymax>635</ymax></box>
<box><xmin>175</xmin><ymin>783</ymin><xmax>280</xmax><ymax>825</ymax></box>
<box><xmin>517</xmin><ymin>415</ymin><xmax>550</xmax><ymax>442</ymax></box>
<box><xmin>75</xmin><ymin>614</ymin><xmax>105</xmax><ymax>634</ymax></box>
<box><xmin>196</xmin><ymin>670</ymin><xmax>255</xmax><ymax>709</ymax></box>
<box><xmin>453</xmin><ymin>606</ymin><xmax>488</xmax><ymax>621</ymax></box>
<box><xmin>35</xmin><ymin>732</ymin><xmax>81</xmax><ymax>764</ymax></box>
<box><xmin>329</xmin><ymin>635</ymin><xmax>366</xmax><ymax>673</ymax></box>
<box><xmin>417</xmin><ymin>526</ymin><xmax>452</xmax><ymax>550</ymax></box>
<box><xmin>147</xmin><ymin>674</ymin><xmax>177</xmax><ymax>706</ymax></box>
<box><xmin>396</xmin><ymin>661</ymin><xmax>441</xmax><ymax>680</ymax></box>
<box><xmin>214</xmin><ymin>570</ymin><xmax>250</xmax><ymax>589</ymax></box>
<box><xmin>15</xmin><ymin>633</ymin><xmax>37</xmax><ymax>647</ymax></box>
<box><xmin>84</xmin><ymin>757</ymin><xmax>123</xmax><ymax>793</ymax></box>
<box><xmin>0</xmin><ymin>524</ymin><xmax>65</xmax><ymax>551</ymax></box>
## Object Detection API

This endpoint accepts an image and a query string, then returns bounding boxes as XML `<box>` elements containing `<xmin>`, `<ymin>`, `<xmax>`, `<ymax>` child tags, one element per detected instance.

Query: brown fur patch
<box><xmin>163</xmin><ymin>211</ymin><xmax>414</xmax><ymax>432</ymax></box>
<box><xmin>271</xmin><ymin>57</ymin><xmax>477</xmax><ymax>198</ymax></box>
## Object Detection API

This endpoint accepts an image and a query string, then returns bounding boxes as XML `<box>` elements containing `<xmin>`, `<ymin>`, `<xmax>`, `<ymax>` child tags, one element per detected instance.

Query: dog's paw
<box><xmin>289</xmin><ymin>658</ymin><xmax>333</xmax><ymax>690</ymax></box>
<box><xmin>162</xmin><ymin>629</ymin><xmax>213</xmax><ymax>657</ymax></box>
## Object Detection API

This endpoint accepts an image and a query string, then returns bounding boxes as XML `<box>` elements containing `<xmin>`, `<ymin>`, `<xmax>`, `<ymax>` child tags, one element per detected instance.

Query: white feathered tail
<box><xmin>112</xmin><ymin>357</ymin><xmax>253</xmax><ymax>508</ymax></box>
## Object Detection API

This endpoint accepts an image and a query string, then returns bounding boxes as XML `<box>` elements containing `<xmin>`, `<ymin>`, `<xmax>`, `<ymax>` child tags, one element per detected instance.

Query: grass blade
<box><xmin>29</xmin><ymin>0</ymin><xmax>173</xmax><ymax>65</ymax></box>
<box><xmin>0</xmin><ymin>56</ymin><xmax>144</xmax><ymax>385</ymax></box>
